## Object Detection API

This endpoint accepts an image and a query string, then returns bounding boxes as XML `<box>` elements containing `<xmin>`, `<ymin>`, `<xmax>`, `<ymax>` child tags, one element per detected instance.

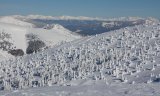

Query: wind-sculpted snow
<box><xmin>0</xmin><ymin>23</ymin><xmax>160</xmax><ymax>90</ymax></box>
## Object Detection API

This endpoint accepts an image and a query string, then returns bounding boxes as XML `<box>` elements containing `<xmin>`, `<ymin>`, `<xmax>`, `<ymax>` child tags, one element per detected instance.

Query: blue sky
<box><xmin>0</xmin><ymin>0</ymin><xmax>160</xmax><ymax>18</ymax></box>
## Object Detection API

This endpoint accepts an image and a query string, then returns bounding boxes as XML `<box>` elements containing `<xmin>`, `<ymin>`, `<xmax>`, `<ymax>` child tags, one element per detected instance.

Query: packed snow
<box><xmin>0</xmin><ymin>83</ymin><xmax>160</xmax><ymax>96</ymax></box>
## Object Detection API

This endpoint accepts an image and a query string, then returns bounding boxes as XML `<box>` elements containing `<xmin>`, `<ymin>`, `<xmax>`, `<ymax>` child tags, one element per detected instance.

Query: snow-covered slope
<box><xmin>0</xmin><ymin>16</ymin><xmax>34</xmax><ymax>27</ymax></box>
<box><xmin>0</xmin><ymin>83</ymin><xmax>159</xmax><ymax>96</ymax></box>
<box><xmin>27</xmin><ymin>25</ymin><xmax>80</xmax><ymax>47</ymax></box>
<box><xmin>0</xmin><ymin>22</ymin><xmax>28</xmax><ymax>51</ymax></box>
<box><xmin>0</xmin><ymin>19</ymin><xmax>160</xmax><ymax>91</ymax></box>
<box><xmin>0</xmin><ymin>16</ymin><xmax>81</xmax><ymax>58</ymax></box>
<box><xmin>1</xmin><ymin>16</ymin><xmax>160</xmax><ymax>96</ymax></box>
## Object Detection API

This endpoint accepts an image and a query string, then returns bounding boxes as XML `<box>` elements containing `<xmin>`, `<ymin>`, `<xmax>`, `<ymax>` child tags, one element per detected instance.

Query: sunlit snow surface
<box><xmin>0</xmin><ymin>83</ymin><xmax>160</xmax><ymax>96</ymax></box>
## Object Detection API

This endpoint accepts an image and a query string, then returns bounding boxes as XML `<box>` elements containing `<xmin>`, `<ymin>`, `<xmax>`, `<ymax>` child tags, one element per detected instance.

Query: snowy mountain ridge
<box><xmin>12</xmin><ymin>15</ymin><xmax>146</xmax><ymax>21</ymax></box>
<box><xmin>0</xmin><ymin>16</ymin><xmax>34</xmax><ymax>28</ymax></box>
<box><xmin>0</xmin><ymin>16</ymin><xmax>81</xmax><ymax>58</ymax></box>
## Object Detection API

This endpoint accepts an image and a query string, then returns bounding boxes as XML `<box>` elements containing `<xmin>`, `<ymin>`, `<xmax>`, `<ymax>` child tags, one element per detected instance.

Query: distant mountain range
<box><xmin>14</xmin><ymin>15</ymin><xmax>147</xmax><ymax>36</ymax></box>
